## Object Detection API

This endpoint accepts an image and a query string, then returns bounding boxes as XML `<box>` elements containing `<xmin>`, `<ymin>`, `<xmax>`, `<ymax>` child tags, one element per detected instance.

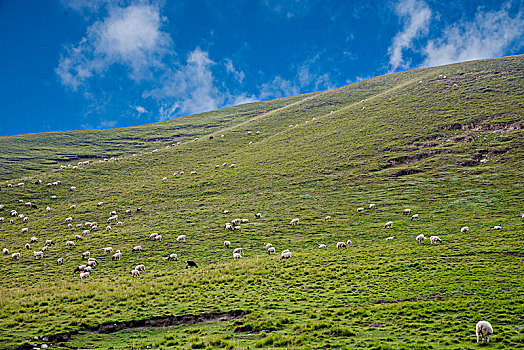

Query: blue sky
<box><xmin>0</xmin><ymin>0</ymin><xmax>522</xmax><ymax>136</ymax></box>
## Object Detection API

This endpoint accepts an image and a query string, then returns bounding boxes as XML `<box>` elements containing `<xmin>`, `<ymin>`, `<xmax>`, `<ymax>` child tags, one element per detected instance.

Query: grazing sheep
<box><xmin>45</xmin><ymin>240</ymin><xmax>54</xmax><ymax>246</ymax></box>
<box><xmin>325</xmin><ymin>216</ymin><xmax>332</xmax><ymax>221</ymax></box>
<box><xmin>167</xmin><ymin>253</ymin><xmax>178</xmax><ymax>261</ymax></box>
<box><xmin>116</xmin><ymin>221</ymin><xmax>123</xmax><ymax>225</ymax></box>
<box><xmin>130</xmin><ymin>269</ymin><xmax>140</xmax><ymax>277</ymax></box>
<box><xmin>33</xmin><ymin>251</ymin><xmax>44</xmax><ymax>259</ymax></box>
<box><xmin>30</xmin><ymin>236</ymin><xmax>37</xmax><ymax>243</ymax></box>
<box><xmin>65</xmin><ymin>241</ymin><xmax>75</xmax><ymax>246</ymax></box>
<box><xmin>2</xmin><ymin>248</ymin><xmax>8</xmax><ymax>254</ymax></box>
<box><xmin>82</xmin><ymin>251</ymin><xmax>90</xmax><ymax>259</ymax></box>
<box><xmin>411</xmin><ymin>214</ymin><xmax>419</xmax><ymax>221</ymax></box>
<box><xmin>57</xmin><ymin>258</ymin><xmax>64</xmax><ymax>265</ymax></box>
<box><xmin>68</xmin><ymin>224</ymin><xmax>73</xmax><ymax>229</ymax></box>
<box><xmin>215</xmin><ymin>165</ymin><xmax>220</xmax><ymax>169</ymax></box>
<box><xmin>232</xmin><ymin>218</ymin><xmax>242</xmax><ymax>225</ymax></box>
<box><xmin>82</xmin><ymin>230</ymin><xmax>90</xmax><ymax>236</ymax></box>
<box><xmin>267</xmin><ymin>247</ymin><xmax>276</xmax><ymax>254</ymax></box>
<box><xmin>180</xmin><ymin>171</ymin><xmax>184</xmax><ymax>175</ymax></box>
<box><xmin>110</xmin><ymin>211</ymin><xmax>117</xmax><ymax>215</ymax></box>
<box><xmin>493</xmin><ymin>225</ymin><xmax>502</xmax><ymax>230</ymax></box>
<box><xmin>97</xmin><ymin>202</ymin><xmax>104</xmax><ymax>206</ymax></box>
<box><xmin>369</xmin><ymin>204</ymin><xmax>376</xmax><ymax>209</ymax></box>
<box><xmin>403</xmin><ymin>209</ymin><xmax>412</xmax><ymax>215</ymax></box>
<box><xmin>190</xmin><ymin>171</ymin><xmax>197</xmax><ymax>175</ymax></box>
<box><xmin>318</xmin><ymin>244</ymin><xmax>327</xmax><ymax>248</ymax></box>
<box><xmin>70</xmin><ymin>186</ymin><xmax>76</xmax><ymax>191</ymax></box>
<box><xmin>75</xmin><ymin>235</ymin><xmax>82</xmax><ymax>241</ymax></box>
<box><xmin>385</xmin><ymin>221</ymin><xmax>394</xmax><ymax>228</ymax></box>
<box><xmin>347</xmin><ymin>240</ymin><xmax>352</xmax><ymax>246</ymax></box>
<box><xmin>224</xmin><ymin>241</ymin><xmax>231</xmax><ymax>248</ymax></box>
<box><xmin>23</xmin><ymin>217</ymin><xmax>29</xmax><ymax>222</ymax></box>
<box><xmin>461</xmin><ymin>226</ymin><xmax>469</xmax><ymax>233</ymax></box>
<box><xmin>233</xmin><ymin>248</ymin><xmax>243</xmax><ymax>254</ymax></box>
<box><xmin>73</xmin><ymin>265</ymin><xmax>87</xmax><ymax>273</ymax></box>
<box><xmin>101</xmin><ymin>247</ymin><xmax>113</xmax><ymax>254</ymax></box>
<box><xmin>385</xmin><ymin>236</ymin><xmax>395</xmax><ymax>241</ymax></box>
<box><xmin>87</xmin><ymin>258</ymin><xmax>97</xmax><ymax>266</ymax></box>
<box><xmin>12</xmin><ymin>252</ymin><xmax>20</xmax><ymax>260</ymax></box>
<box><xmin>357</xmin><ymin>208</ymin><xmax>364</xmax><ymax>213</ymax></box>
<box><xmin>476</xmin><ymin>321</ymin><xmax>493</xmax><ymax>343</ymax></box>
<box><xmin>429</xmin><ymin>236</ymin><xmax>442</xmax><ymax>244</ymax></box>
<box><xmin>223</xmin><ymin>210</ymin><xmax>229</xmax><ymax>214</ymax></box>
<box><xmin>149</xmin><ymin>233</ymin><xmax>158</xmax><ymax>240</ymax></box>
<box><xmin>137</xmin><ymin>207</ymin><xmax>142</xmax><ymax>211</ymax></box>
<box><xmin>18</xmin><ymin>214</ymin><xmax>24</xmax><ymax>219</ymax></box>
<box><xmin>42</xmin><ymin>245</ymin><xmax>49</xmax><ymax>252</ymax></box>
<box><xmin>241</xmin><ymin>219</ymin><xmax>249</xmax><ymax>223</ymax></box>
<box><xmin>106</xmin><ymin>226</ymin><xmax>112</xmax><ymax>231</ymax></box>
<box><xmin>337</xmin><ymin>242</ymin><xmax>347</xmax><ymax>249</ymax></box>
<box><xmin>25</xmin><ymin>243</ymin><xmax>30</xmax><ymax>250</ymax></box>
<box><xmin>155</xmin><ymin>235</ymin><xmax>162</xmax><ymax>241</ymax></box>
<box><xmin>65</xmin><ymin>217</ymin><xmax>73</xmax><ymax>223</ymax></box>
<box><xmin>84</xmin><ymin>266</ymin><xmax>92</xmax><ymax>272</ymax></box>
<box><xmin>21</xmin><ymin>228</ymin><xmax>29</xmax><ymax>234</ymax></box>
<box><xmin>132</xmin><ymin>246</ymin><xmax>142</xmax><ymax>252</ymax></box>
<box><xmin>0</xmin><ymin>205</ymin><xmax>4</xmax><ymax>211</ymax></box>
<box><xmin>112</xmin><ymin>252</ymin><xmax>122</xmax><ymax>261</ymax></box>
<box><xmin>234</xmin><ymin>226</ymin><xmax>242</xmax><ymax>231</ymax></box>
<box><xmin>264</xmin><ymin>243</ymin><xmax>273</xmax><ymax>248</ymax></box>
<box><xmin>255</xmin><ymin>213</ymin><xmax>261</xmax><ymax>218</ymax></box>
<box><xmin>135</xmin><ymin>264</ymin><xmax>145</xmax><ymax>271</ymax></box>
<box><xmin>0</xmin><ymin>218</ymin><xmax>3</xmax><ymax>223</ymax></box>
<box><xmin>290</xmin><ymin>218</ymin><xmax>299</xmax><ymax>225</ymax></box>
<box><xmin>233</xmin><ymin>252</ymin><xmax>242</xmax><ymax>260</ymax></box>
<box><xmin>124</xmin><ymin>209</ymin><xmax>132</xmax><ymax>215</ymax></box>
<box><xmin>224</xmin><ymin>223</ymin><xmax>233</xmax><ymax>231</ymax></box>
<box><xmin>107</xmin><ymin>215</ymin><xmax>118</xmax><ymax>223</ymax></box>
<box><xmin>79</xmin><ymin>272</ymin><xmax>89</xmax><ymax>279</ymax></box>
<box><xmin>186</xmin><ymin>260</ymin><xmax>198</xmax><ymax>268</ymax></box>
<box><xmin>70</xmin><ymin>205</ymin><xmax>76</xmax><ymax>209</ymax></box>
<box><xmin>176</xmin><ymin>235</ymin><xmax>186</xmax><ymax>242</ymax></box>
<box><xmin>416</xmin><ymin>234</ymin><xmax>426</xmax><ymax>244</ymax></box>
<box><xmin>281</xmin><ymin>250</ymin><xmax>292</xmax><ymax>259</ymax></box>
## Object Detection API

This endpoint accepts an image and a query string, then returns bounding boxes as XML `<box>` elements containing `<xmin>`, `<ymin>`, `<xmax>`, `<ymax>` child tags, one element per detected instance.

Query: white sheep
<box><xmin>82</xmin><ymin>229</ymin><xmax>90</xmax><ymax>236</ymax></box>
<box><xmin>461</xmin><ymin>226</ymin><xmax>469</xmax><ymax>233</ymax></box>
<box><xmin>318</xmin><ymin>244</ymin><xmax>327</xmax><ymax>248</ymax></box>
<box><xmin>230</xmin><ymin>164</ymin><xmax>236</xmax><ymax>168</ymax></box>
<box><xmin>65</xmin><ymin>217</ymin><xmax>73</xmax><ymax>223</ymax></box>
<box><xmin>66</xmin><ymin>241</ymin><xmax>75</xmax><ymax>246</ymax></box>
<box><xmin>68</xmin><ymin>224</ymin><xmax>73</xmax><ymax>229</ymax></box>
<box><xmin>80</xmin><ymin>272</ymin><xmax>89</xmax><ymax>279</ymax></box>
<box><xmin>385</xmin><ymin>236</ymin><xmax>395</xmax><ymax>241</ymax></box>
<box><xmin>82</xmin><ymin>251</ymin><xmax>90</xmax><ymax>259</ymax></box>
<box><xmin>346</xmin><ymin>240</ymin><xmax>352</xmax><ymax>246</ymax></box>
<box><xmin>281</xmin><ymin>250</ymin><xmax>292</xmax><ymax>259</ymax></box>
<box><xmin>132</xmin><ymin>246</ymin><xmax>142</xmax><ymax>252</ymax></box>
<box><xmin>290</xmin><ymin>218</ymin><xmax>299</xmax><ymax>225</ymax></box>
<box><xmin>112</xmin><ymin>252</ymin><xmax>122</xmax><ymax>261</ymax></box>
<box><xmin>411</xmin><ymin>214</ymin><xmax>419</xmax><ymax>221</ymax></box>
<box><xmin>84</xmin><ymin>266</ymin><xmax>92</xmax><ymax>272</ymax></box>
<box><xmin>369</xmin><ymin>204</ymin><xmax>376</xmax><ymax>209</ymax></box>
<box><xmin>190</xmin><ymin>171</ymin><xmax>197</xmax><ymax>175</ymax></box>
<box><xmin>177</xmin><ymin>235</ymin><xmax>186</xmax><ymax>242</ymax></box>
<box><xmin>57</xmin><ymin>257</ymin><xmax>64</xmax><ymax>265</ymax></box>
<box><xmin>101</xmin><ymin>247</ymin><xmax>113</xmax><ymax>254</ymax></box>
<box><xmin>385</xmin><ymin>221</ymin><xmax>394</xmax><ymax>228</ymax></box>
<box><xmin>264</xmin><ymin>243</ymin><xmax>273</xmax><ymax>248</ymax></box>
<box><xmin>232</xmin><ymin>218</ymin><xmax>242</xmax><ymax>225</ymax></box>
<box><xmin>30</xmin><ymin>236</ymin><xmax>37</xmax><ymax>243</ymax></box>
<box><xmin>337</xmin><ymin>242</ymin><xmax>347</xmax><ymax>249</ymax></box>
<box><xmin>255</xmin><ymin>213</ymin><xmax>261</xmax><ymax>218</ymax></box>
<box><xmin>2</xmin><ymin>248</ymin><xmax>8</xmax><ymax>254</ymax></box>
<box><xmin>149</xmin><ymin>233</ymin><xmax>158</xmax><ymax>240</ymax></box>
<box><xmin>75</xmin><ymin>235</ymin><xmax>82</xmax><ymax>241</ymax></box>
<box><xmin>12</xmin><ymin>252</ymin><xmax>20</xmax><ymax>260</ymax></box>
<box><xmin>124</xmin><ymin>209</ymin><xmax>132</xmax><ymax>214</ymax></box>
<box><xmin>45</xmin><ymin>239</ymin><xmax>54</xmax><ymax>246</ymax></box>
<box><xmin>429</xmin><ymin>236</ymin><xmax>442</xmax><ymax>244</ymax></box>
<box><xmin>403</xmin><ymin>209</ymin><xmax>412</xmax><ymax>215</ymax></box>
<box><xmin>325</xmin><ymin>216</ymin><xmax>332</xmax><ymax>221</ymax></box>
<box><xmin>70</xmin><ymin>205</ymin><xmax>76</xmax><ymax>210</ymax></box>
<box><xmin>267</xmin><ymin>247</ymin><xmax>276</xmax><ymax>254</ymax></box>
<box><xmin>493</xmin><ymin>225</ymin><xmax>502</xmax><ymax>230</ymax></box>
<box><xmin>233</xmin><ymin>252</ymin><xmax>242</xmax><ymax>260</ymax></box>
<box><xmin>23</xmin><ymin>217</ymin><xmax>29</xmax><ymax>222</ymax></box>
<box><xmin>130</xmin><ymin>269</ymin><xmax>140</xmax><ymax>277</ymax></box>
<box><xmin>135</xmin><ymin>264</ymin><xmax>145</xmax><ymax>271</ymax></box>
<box><xmin>167</xmin><ymin>253</ymin><xmax>178</xmax><ymax>261</ymax></box>
<box><xmin>416</xmin><ymin>234</ymin><xmax>426</xmax><ymax>244</ymax></box>
<box><xmin>21</xmin><ymin>228</ymin><xmax>29</xmax><ymax>234</ymax></box>
<box><xmin>476</xmin><ymin>321</ymin><xmax>493</xmax><ymax>343</ymax></box>
<box><xmin>33</xmin><ymin>251</ymin><xmax>44</xmax><ymax>259</ymax></box>
<box><xmin>155</xmin><ymin>235</ymin><xmax>162</xmax><ymax>241</ymax></box>
<box><xmin>97</xmin><ymin>202</ymin><xmax>104</xmax><ymax>206</ymax></box>
<box><xmin>224</xmin><ymin>241</ymin><xmax>231</xmax><ymax>248</ymax></box>
<box><xmin>25</xmin><ymin>243</ymin><xmax>30</xmax><ymax>249</ymax></box>
<box><xmin>241</xmin><ymin>219</ymin><xmax>249</xmax><ymax>223</ymax></box>
<box><xmin>106</xmin><ymin>226</ymin><xmax>112</xmax><ymax>231</ymax></box>
<box><xmin>162</xmin><ymin>177</ymin><xmax>168</xmax><ymax>182</ymax></box>
<box><xmin>233</xmin><ymin>247</ymin><xmax>243</xmax><ymax>254</ymax></box>
<box><xmin>70</xmin><ymin>186</ymin><xmax>76</xmax><ymax>191</ymax></box>
<box><xmin>42</xmin><ymin>245</ymin><xmax>49</xmax><ymax>252</ymax></box>
<box><xmin>357</xmin><ymin>208</ymin><xmax>364</xmax><ymax>213</ymax></box>
<box><xmin>234</xmin><ymin>226</ymin><xmax>242</xmax><ymax>231</ymax></box>
<box><xmin>110</xmin><ymin>211</ymin><xmax>117</xmax><ymax>215</ymax></box>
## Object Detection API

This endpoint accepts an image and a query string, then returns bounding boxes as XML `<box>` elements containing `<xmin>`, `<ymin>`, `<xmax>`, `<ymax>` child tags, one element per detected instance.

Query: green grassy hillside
<box><xmin>0</xmin><ymin>55</ymin><xmax>523</xmax><ymax>349</ymax></box>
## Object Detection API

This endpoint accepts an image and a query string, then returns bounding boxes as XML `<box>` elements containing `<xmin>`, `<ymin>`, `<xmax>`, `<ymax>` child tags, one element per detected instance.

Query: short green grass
<box><xmin>0</xmin><ymin>55</ymin><xmax>523</xmax><ymax>349</ymax></box>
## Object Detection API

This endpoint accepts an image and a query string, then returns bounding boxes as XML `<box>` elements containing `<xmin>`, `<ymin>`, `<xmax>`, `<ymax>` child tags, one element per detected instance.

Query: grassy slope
<box><xmin>0</xmin><ymin>55</ymin><xmax>523</xmax><ymax>349</ymax></box>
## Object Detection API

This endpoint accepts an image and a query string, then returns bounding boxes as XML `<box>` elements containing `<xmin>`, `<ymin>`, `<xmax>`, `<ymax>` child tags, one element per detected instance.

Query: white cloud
<box><xmin>224</xmin><ymin>59</ymin><xmax>245</xmax><ymax>83</ymax></box>
<box><xmin>56</xmin><ymin>3</ymin><xmax>172</xmax><ymax>90</ymax></box>
<box><xmin>422</xmin><ymin>3</ymin><xmax>524</xmax><ymax>67</ymax></box>
<box><xmin>131</xmin><ymin>105</ymin><xmax>147</xmax><ymax>114</ymax></box>
<box><xmin>388</xmin><ymin>0</ymin><xmax>432</xmax><ymax>71</ymax></box>
<box><xmin>258</xmin><ymin>76</ymin><xmax>299</xmax><ymax>100</ymax></box>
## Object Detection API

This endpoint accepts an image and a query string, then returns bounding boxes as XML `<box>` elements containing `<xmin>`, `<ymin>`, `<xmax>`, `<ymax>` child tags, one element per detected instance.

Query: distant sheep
<box><xmin>112</xmin><ymin>252</ymin><xmax>122</xmax><ymax>261</ymax></box>
<box><xmin>176</xmin><ymin>235</ymin><xmax>186</xmax><ymax>242</ymax></box>
<box><xmin>346</xmin><ymin>240</ymin><xmax>352</xmax><ymax>246</ymax></box>
<box><xmin>357</xmin><ymin>208</ymin><xmax>364</xmax><ymax>213</ymax></box>
<box><xmin>186</xmin><ymin>260</ymin><xmax>198</xmax><ymax>268</ymax></box>
<box><xmin>255</xmin><ymin>213</ymin><xmax>261</xmax><ymax>218</ymax></box>
<box><xmin>476</xmin><ymin>321</ymin><xmax>493</xmax><ymax>343</ymax></box>
<box><xmin>45</xmin><ymin>240</ymin><xmax>54</xmax><ymax>246</ymax></box>
<box><xmin>12</xmin><ymin>252</ymin><xmax>20</xmax><ymax>260</ymax></box>
<box><xmin>70</xmin><ymin>186</ymin><xmax>76</xmax><ymax>191</ymax></box>
<box><xmin>42</xmin><ymin>245</ymin><xmax>49</xmax><ymax>252</ymax></box>
<box><xmin>149</xmin><ymin>233</ymin><xmax>158</xmax><ymax>240</ymax></box>
<box><xmin>155</xmin><ymin>235</ymin><xmax>162</xmax><ymax>241</ymax></box>
<box><xmin>385</xmin><ymin>221</ymin><xmax>394</xmax><ymax>228</ymax></box>
<box><xmin>411</xmin><ymin>214</ymin><xmax>419</xmax><ymax>221</ymax></box>
<box><xmin>132</xmin><ymin>246</ymin><xmax>142</xmax><ymax>252</ymax></box>
<box><xmin>130</xmin><ymin>269</ymin><xmax>140</xmax><ymax>277</ymax></box>
<box><xmin>223</xmin><ymin>210</ymin><xmax>229</xmax><ymax>214</ymax></box>
<box><xmin>101</xmin><ymin>247</ymin><xmax>113</xmax><ymax>254</ymax></box>
<box><xmin>97</xmin><ymin>202</ymin><xmax>104</xmax><ymax>206</ymax></box>
<box><xmin>233</xmin><ymin>252</ymin><xmax>242</xmax><ymax>260</ymax></box>
<box><xmin>290</xmin><ymin>218</ymin><xmax>299</xmax><ymax>225</ymax></box>
<box><xmin>385</xmin><ymin>236</ymin><xmax>395</xmax><ymax>241</ymax></box>
<box><xmin>281</xmin><ymin>250</ymin><xmax>292</xmax><ymax>259</ymax></box>
<box><xmin>65</xmin><ymin>217</ymin><xmax>73</xmax><ymax>223</ymax></box>
<box><xmin>230</xmin><ymin>164</ymin><xmax>236</xmax><ymax>168</ymax></box>
<box><xmin>70</xmin><ymin>205</ymin><xmax>76</xmax><ymax>210</ymax></box>
<box><xmin>268</xmin><ymin>247</ymin><xmax>276</xmax><ymax>254</ymax></box>
<box><xmin>30</xmin><ymin>236</ymin><xmax>37</xmax><ymax>243</ymax></box>
<box><xmin>429</xmin><ymin>236</ymin><xmax>442</xmax><ymax>244</ymax></box>
<box><xmin>135</xmin><ymin>264</ymin><xmax>145</xmax><ymax>271</ymax></box>
<box><xmin>369</xmin><ymin>204</ymin><xmax>376</xmax><ymax>209</ymax></box>
<box><xmin>416</xmin><ymin>234</ymin><xmax>426</xmax><ymax>244</ymax></box>
<box><xmin>66</xmin><ymin>241</ymin><xmax>75</xmax><ymax>246</ymax></box>
<box><xmin>493</xmin><ymin>225</ymin><xmax>502</xmax><ymax>230</ymax></box>
<box><xmin>25</xmin><ymin>243</ymin><xmax>30</xmax><ymax>249</ymax></box>
<box><xmin>233</xmin><ymin>248</ymin><xmax>243</xmax><ymax>254</ymax></box>
<box><xmin>403</xmin><ymin>209</ymin><xmax>412</xmax><ymax>215</ymax></box>
<box><xmin>82</xmin><ymin>229</ymin><xmax>90</xmax><ymax>236</ymax></box>
<box><xmin>325</xmin><ymin>216</ymin><xmax>332</xmax><ymax>221</ymax></box>
<box><xmin>224</xmin><ymin>241</ymin><xmax>231</xmax><ymax>248</ymax></box>
<box><xmin>80</xmin><ymin>272</ymin><xmax>89</xmax><ymax>279</ymax></box>
<box><xmin>264</xmin><ymin>243</ymin><xmax>272</xmax><ymax>248</ymax></box>
<box><xmin>461</xmin><ymin>226</ymin><xmax>469</xmax><ymax>233</ymax></box>
<box><xmin>167</xmin><ymin>253</ymin><xmax>178</xmax><ymax>261</ymax></box>
<box><xmin>234</xmin><ymin>226</ymin><xmax>242</xmax><ymax>231</ymax></box>
<box><xmin>33</xmin><ymin>251</ymin><xmax>44</xmax><ymax>259</ymax></box>
<box><xmin>21</xmin><ymin>228</ymin><xmax>29</xmax><ymax>234</ymax></box>
<box><xmin>57</xmin><ymin>258</ymin><xmax>64</xmax><ymax>265</ymax></box>
<box><xmin>75</xmin><ymin>235</ymin><xmax>82</xmax><ymax>241</ymax></box>
<box><xmin>337</xmin><ymin>242</ymin><xmax>347</xmax><ymax>249</ymax></box>
<box><xmin>2</xmin><ymin>248</ymin><xmax>8</xmax><ymax>255</ymax></box>
<box><xmin>82</xmin><ymin>251</ymin><xmax>90</xmax><ymax>259</ymax></box>
<box><xmin>106</xmin><ymin>226</ymin><xmax>112</xmax><ymax>231</ymax></box>
<box><xmin>190</xmin><ymin>171</ymin><xmax>197</xmax><ymax>175</ymax></box>
<box><xmin>162</xmin><ymin>177</ymin><xmax>168</xmax><ymax>182</ymax></box>
<box><xmin>318</xmin><ymin>244</ymin><xmax>327</xmax><ymax>248</ymax></box>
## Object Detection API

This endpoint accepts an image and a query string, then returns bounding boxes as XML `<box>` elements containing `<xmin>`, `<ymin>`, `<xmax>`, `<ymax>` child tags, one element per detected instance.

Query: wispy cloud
<box><xmin>224</xmin><ymin>58</ymin><xmax>245</xmax><ymax>83</ymax></box>
<box><xmin>388</xmin><ymin>0</ymin><xmax>432</xmax><ymax>71</ymax></box>
<box><xmin>131</xmin><ymin>105</ymin><xmax>147</xmax><ymax>114</ymax></box>
<box><xmin>422</xmin><ymin>2</ymin><xmax>524</xmax><ymax>67</ymax></box>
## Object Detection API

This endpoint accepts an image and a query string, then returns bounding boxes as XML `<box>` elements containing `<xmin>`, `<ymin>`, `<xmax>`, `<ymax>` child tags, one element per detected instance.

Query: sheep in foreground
<box><xmin>176</xmin><ymin>235</ymin><xmax>186</xmax><ymax>242</ymax></box>
<box><xmin>186</xmin><ymin>260</ymin><xmax>198</xmax><ymax>268</ymax></box>
<box><xmin>224</xmin><ymin>241</ymin><xmax>231</xmax><ymax>248</ymax></box>
<box><xmin>281</xmin><ymin>250</ymin><xmax>292</xmax><ymax>259</ymax></box>
<box><xmin>167</xmin><ymin>253</ymin><xmax>178</xmax><ymax>261</ymax></box>
<box><xmin>416</xmin><ymin>234</ymin><xmax>426</xmax><ymax>244</ymax></box>
<box><xmin>411</xmin><ymin>214</ymin><xmax>419</xmax><ymax>221</ymax></box>
<box><xmin>12</xmin><ymin>252</ymin><xmax>20</xmax><ymax>260</ymax></box>
<box><xmin>233</xmin><ymin>253</ymin><xmax>242</xmax><ymax>260</ymax></box>
<box><xmin>268</xmin><ymin>247</ymin><xmax>276</xmax><ymax>254</ymax></box>
<box><xmin>385</xmin><ymin>221</ymin><xmax>394</xmax><ymax>228</ymax></box>
<box><xmin>337</xmin><ymin>242</ymin><xmax>347</xmax><ymax>249</ymax></box>
<box><xmin>461</xmin><ymin>226</ymin><xmax>469</xmax><ymax>233</ymax></box>
<box><xmin>290</xmin><ymin>218</ymin><xmax>299</xmax><ymax>225</ymax></box>
<box><xmin>130</xmin><ymin>269</ymin><xmax>140</xmax><ymax>277</ymax></box>
<box><xmin>430</xmin><ymin>236</ymin><xmax>442</xmax><ymax>244</ymax></box>
<box><xmin>476</xmin><ymin>321</ymin><xmax>493</xmax><ymax>343</ymax></box>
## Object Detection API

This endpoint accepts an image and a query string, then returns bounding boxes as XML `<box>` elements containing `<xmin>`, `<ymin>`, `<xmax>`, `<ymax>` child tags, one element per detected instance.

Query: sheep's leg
<box><xmin>486</xmin><ymin>335</ymin><xmax>489</xmax><ymax>343</ymax></box>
